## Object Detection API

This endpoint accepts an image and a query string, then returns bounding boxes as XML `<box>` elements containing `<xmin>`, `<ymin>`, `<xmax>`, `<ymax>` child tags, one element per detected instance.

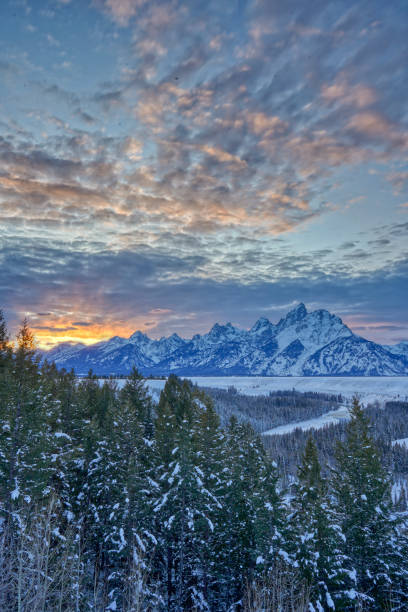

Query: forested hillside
<box><xmin>204</xmin><ymin>387</ymin><xmax>408</xmax><ymax>504</ymax></box>
<box><xmin>1</xmin><ymin>314</ymin><xmax>408</xmax><ymax>610</ymax></box>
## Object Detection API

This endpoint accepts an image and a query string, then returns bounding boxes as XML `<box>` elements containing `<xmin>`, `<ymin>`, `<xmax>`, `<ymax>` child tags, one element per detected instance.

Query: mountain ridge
<box><xmin>43</xmin><ymin>303</ymin><xmax>408</xmax><ymax>376</ymax></box>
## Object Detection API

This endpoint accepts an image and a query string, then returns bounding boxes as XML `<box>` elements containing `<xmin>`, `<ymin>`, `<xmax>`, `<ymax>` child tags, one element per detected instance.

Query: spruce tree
<box><xmin>293</xmin><ymin>436</ymin><xmax>353</xmax><ymax>610</ymax></box>
<box><xmin>332</xmin><ymin>397</ymin><xmax>408</xmax><ymax>609</ymax></box>
<box><xmin>221</xmin><ymin>417</ymin><xmax>289</xmax><ymax>607</ymax></box>
<box><xmin>153</xmin><ymin>376</ymin><xmax>224</xmax><ymax>610</ymax></box>
<box><xmin>0</xmin><ymin>320</ymin><xmax>51</xmax><ymax>524</ymax></box>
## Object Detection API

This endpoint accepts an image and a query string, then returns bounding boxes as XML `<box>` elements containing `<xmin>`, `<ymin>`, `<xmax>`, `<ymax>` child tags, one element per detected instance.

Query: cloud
<box><xmin>321</xmin><ymin>79</ymin><xmax>376</xmax><ymax>108</ymax></box>
<box><xmin>387</xmin><ymin>171</ymin><xmax>408</xmax><ymax>193</ymax></box>
<box><xmin>1</xmin><ymin>0</ymin><xmax>408</xmax><ymax>347</ymax></box>
<box><xmin>97</xmin><ymin>0</ymin><xmax>147</xmax><ymax>26</ymax></box>
<box><xmin>199</xmin><ymin>145</ymin><xmax>247</xmax><ymax>168</ymax></box>
<box><xmin>1</xmin><ymin>233</ymin><xmax>407</xmax><ymax>346</ymax></box>
<box><xmin>347</xmin><ymin>111</ymin><xmax>408</xmax><ymax>148</ymax></box>
<box><xmin>122</xmin><ymin>137</ymin><xmax>143</xmax><ymax>160</ymax></box>
<box><xmin>70</xmin><ymin>320</ymin><xmax>90</xmax><ymax>325</ymax></box>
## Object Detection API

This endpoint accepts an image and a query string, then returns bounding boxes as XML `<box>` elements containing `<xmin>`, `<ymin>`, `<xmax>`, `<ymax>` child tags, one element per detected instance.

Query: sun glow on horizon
<box><xmin>28</xmin><ymin>320</ymin><xmax>150</xmax><ymax>350</ymax></box>
<box><xmin>24</xmin><ymin>311</ymin><xmax>406</xmax><ymax>350</ymax></box>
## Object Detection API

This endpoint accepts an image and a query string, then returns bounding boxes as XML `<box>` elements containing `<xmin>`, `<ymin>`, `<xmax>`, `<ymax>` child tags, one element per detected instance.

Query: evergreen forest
<box><xmin>1</xmin><ymin>313</ymin><xmax>408</xmax><ymax>611</ymax></box>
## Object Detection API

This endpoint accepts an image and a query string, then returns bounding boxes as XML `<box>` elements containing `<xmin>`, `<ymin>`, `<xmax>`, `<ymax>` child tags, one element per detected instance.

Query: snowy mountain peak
<box><xmin>129</xmin><ymin>330</ymin><xmax>150</xmax><ymax>343</ymax></box>
<box><xmin>279</xmin><ymin>302</ymin><xmax>307</xmax><ymax>328</ymax></box>
<box><xmin>107</xmin><ymin>335</ymin><xmax>126</xmax><ymax>346</ymax></box>
<box><xmin>250</xmin><ymin>316</ymin><xmax>273</xmax><ymax>334</ymax></box>
<box><xmin>385</xmin><ymin>341</ymin><xmax>408</xmax><ymax>359</ymax></box>
<box><xmin>208</xmin><ymin>322</ymin><xmax>237</xmax><ymax>341</ymax></box>
<box><xmin>169</xmin><ymin>332</ymin><xmax>182</xmax><ymax>340</ymax></box>
<box><xmin>44</xmin><ymin>304</ymin><xmax>408</xmax><ymax>376</ymax></box>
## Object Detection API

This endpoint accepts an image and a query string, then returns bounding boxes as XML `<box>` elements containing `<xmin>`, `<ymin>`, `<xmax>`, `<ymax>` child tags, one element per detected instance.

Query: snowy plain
<box><xmin>261</xmin><ymin>405</ymin><xmax>352</xmax><ymax>436</ymax></box>
<box><xmin>142</xmin><ymin>376</ymin><xmax>408</xmax><ymax>404</ymax></box>
<box><xmin>108</xmin><ymin>376</ymin><xmax>408</xmax><ymax>436</ymax></box>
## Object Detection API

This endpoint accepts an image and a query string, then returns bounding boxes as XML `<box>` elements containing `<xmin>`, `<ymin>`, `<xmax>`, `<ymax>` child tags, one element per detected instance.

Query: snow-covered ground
<box><xmin>104</xmin><ymin>376</ymin><xmax>408</xmax><ymax>402</ymax></box>
<box><xmin>392</xmin><ymin>438</ymin><xmax>408</xmax><ymax>449</ymax></box>
<box><xmin>262</xmin><ymin>405</ymin><xmax>351</xmax><ymax>436</ymax></box>
<box><xmin>105</xmin><ymin>376</ymin><xmax>408</xmax><ymax>435</ymax></box>
<box><xmin>181</xmin><ymin>376</ymin><xmax>408</xmax><ymax>405</ymax></box>
<box><xmin>110</xmin><ymin>375</ymin><xmax>408</xmax><ymax>405</ymax></box>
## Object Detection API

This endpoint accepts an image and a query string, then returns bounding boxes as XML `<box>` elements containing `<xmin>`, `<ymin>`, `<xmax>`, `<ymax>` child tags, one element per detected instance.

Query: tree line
<box><xmin>205</xmin><ymin>386</ymin><xmax>343</xmax><ymax>432</ymax></box>
<box><xmin>0</xmin><ymin>313</ymin><xmax>408</xmax><ymax>610</ymax></box>
<box><xmin>263</xmin><ymin>399</ymin><xmax>408</xmax><ymax>500</ymax></box>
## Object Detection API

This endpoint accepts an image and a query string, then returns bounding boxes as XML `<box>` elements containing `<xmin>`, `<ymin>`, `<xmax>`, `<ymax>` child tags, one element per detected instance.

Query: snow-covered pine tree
<box><xmin>0</xmin><ymin>320</ymin><xmax>52</xmax><ymax>526</ymax></box>
<box><xmin>114</xmin><ymin>369</ymin><xmax>159</xmax><ymax>610</ymax></box>
<box><xmin>153</xmin><ymin>375</ymin><xmax>223</xmax><ymax>610</ymax></box>
<box><xmin>221</xmin><ymin>417</ymin><xmax>290</xmax><ymax>608</ymax></box>
<box><xmin>73</xmin><ymin>378</ymin><xmax>120</xmax><ymax>609</ymax></box>
<box><xmin>0</xmin><ymin>310</ymin><xmax>11</xmax><ymax>375</ymax></box>
<box><xmin>188</xmin><ymin>388</ymin><xmax>226</xmax><ymax>609</ymax></box>
<box><xmin>292</xmin><ymin>436</ymin><xmax>353</xmax><ymax>611</ymax></box>
<box><xmin>332</xmin><ymin>397</ymin><xmax>408</xmax><ymax>610</ymax></box>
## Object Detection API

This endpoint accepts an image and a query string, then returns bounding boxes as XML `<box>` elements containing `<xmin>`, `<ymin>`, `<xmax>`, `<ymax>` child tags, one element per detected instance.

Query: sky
<box><xmin>0</xmin><ymin>0</ymin><xmax>407</xmax><ymax>349</ymax></box>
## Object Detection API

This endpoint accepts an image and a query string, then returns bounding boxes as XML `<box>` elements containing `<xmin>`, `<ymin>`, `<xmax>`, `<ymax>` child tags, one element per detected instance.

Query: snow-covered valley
<box><xmin>107</xmin><ymin>375</ymin><xmax>408</xmax><ymax>436</ymax></box>
<box><xmin>137</xmin><ymin>375</ymin><xmax>408</xmax><ymax>404</ymax></box>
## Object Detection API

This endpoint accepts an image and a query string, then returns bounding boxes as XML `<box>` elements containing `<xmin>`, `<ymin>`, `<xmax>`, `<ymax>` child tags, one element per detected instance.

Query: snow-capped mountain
<box><xmin>44</xmin><ymin>303</ymin><xmax>408</xmax><ymax>376</ymax></box>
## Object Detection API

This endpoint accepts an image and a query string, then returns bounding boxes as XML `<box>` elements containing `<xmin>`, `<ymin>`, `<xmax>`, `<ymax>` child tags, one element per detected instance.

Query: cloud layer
<box><xmin>0</xmin><ymin>0</ymin><xmax>407</xmax><ymax>345</ymax></box>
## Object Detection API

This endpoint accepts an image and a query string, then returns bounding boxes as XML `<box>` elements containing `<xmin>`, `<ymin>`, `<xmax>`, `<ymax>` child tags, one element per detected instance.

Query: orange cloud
<box><xmin>247</xmin><ymin>112</ymin><xmax>288</xmax><ymax>136</ymax></box>
<box><xmin>30</xmin><ymin>306</ymin><xmax>177</xmax><ymax>349</ymax></box>
<box><xmin>322</xmin><ymin>80</ymin><xmax>376</xmax><ymax>108</ymax></box>
<box><xmin>199</xmin><ymin>144</ymin><xmax>246</xmax><ymax>167</ymax></box>
<box><xmin>345</xmin><ymin>112</ymin><xmax>408</xmax><ymax>153</ymax></box>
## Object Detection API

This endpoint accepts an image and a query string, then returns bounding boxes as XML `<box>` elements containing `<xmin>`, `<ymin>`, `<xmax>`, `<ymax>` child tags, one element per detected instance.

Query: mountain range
<box><xmin>43</xmin><ymin>303</ymin><xmax>408</xmax><ymax>377</ymax></box>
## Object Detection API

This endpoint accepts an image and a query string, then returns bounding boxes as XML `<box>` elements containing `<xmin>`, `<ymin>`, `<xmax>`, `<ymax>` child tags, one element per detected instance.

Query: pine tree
<box><xmin>221</xmin><ymin>417</ymin><xmax>289</xmax><ymax>608</ymax></box>
<box><xmin>0</xmin><ymin>319</ymin><xmax>51</xmax><ymax>525</ymax></box>
<box><xmin>192</xmin><ymin>390</ymin><xmax>226</xmax><ymax>608</ymax></box>
<box><xmin>0</xmin><ymin>310</ymin><xmax>11</xmax><ymax>368</ymax></box>
<box><xmin>332</xmin><ymin>397</ymin><xmax>408</xmax><ymax>609</ymax></box>
<box><xmin>74</xmin><ymin>379</ymin><xmax>120</xmax><ymax>609</ymax></box>
<box><xmin>0</xmin><ymin>310</ymin><xmax>12</xmax><ymax>454</ymax></box>
<box><xmin>153</xmin><ymin>376</ymin><xmax>224</xmax><ymax>610</ymax></box>
<box><xmin>107</xmin><ymin>370</ymin><xmax>159</xmax><ymax>610</ymax></box>
<box><xmin>293</xmin><ymin>436</ymin><xmax>353</xmax><ymax>611</ymax></box>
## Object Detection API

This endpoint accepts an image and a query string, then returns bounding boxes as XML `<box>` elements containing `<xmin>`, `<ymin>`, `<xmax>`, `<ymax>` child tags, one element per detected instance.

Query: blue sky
<box><xmin>0</xmin><ymin>0</ymin><xmax>407</xmax><ymax>347</ymax></box>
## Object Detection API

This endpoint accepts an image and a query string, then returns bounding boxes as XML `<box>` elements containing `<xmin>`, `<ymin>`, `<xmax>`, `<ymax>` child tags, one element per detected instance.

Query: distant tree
<box><xmin>0</xmin><ymin>310</ymin><xmax>12</xmax><ymax>422</ymax></box>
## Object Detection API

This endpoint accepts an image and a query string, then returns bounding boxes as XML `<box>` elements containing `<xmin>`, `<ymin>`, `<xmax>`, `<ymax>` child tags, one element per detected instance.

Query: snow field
<box><xmin>104</xmin><ymin>375</ymin><xmax>408</xmax><ymax>436</ymax></box>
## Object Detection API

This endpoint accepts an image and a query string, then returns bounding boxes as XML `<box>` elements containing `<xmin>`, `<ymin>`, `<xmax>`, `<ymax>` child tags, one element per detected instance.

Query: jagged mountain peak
<box><xmin>169</xmin><ymin>332</ymin><xmax>182</xmax><ymax>340</ymax></box>
<box><xmin>208</xmin><ymin>321</ymin><xmax>237</xmax><ymax>339</ymax></box>
<box><xmin>129</xmin><ymin>330</ymin><xmax>150</xmax><ymax>343</ymax></box>
<box><xmin>291</xmin><ymin>302</ymin><xmax>307</xmax><ymax>317</ymax></box>
<box><xmin>44</xmin><ymin>304</ymin><xmax>408</xmax><ymax>376</ymax></box>
<box><xmin>278</xmin><ymin>302</ymin><xmax>307</xmax><ymax>328</ymax></box>
<box><xmin>250</xmin><ymin>316</ymin><xmax>273</xmax><ymax>333</ymax></box>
